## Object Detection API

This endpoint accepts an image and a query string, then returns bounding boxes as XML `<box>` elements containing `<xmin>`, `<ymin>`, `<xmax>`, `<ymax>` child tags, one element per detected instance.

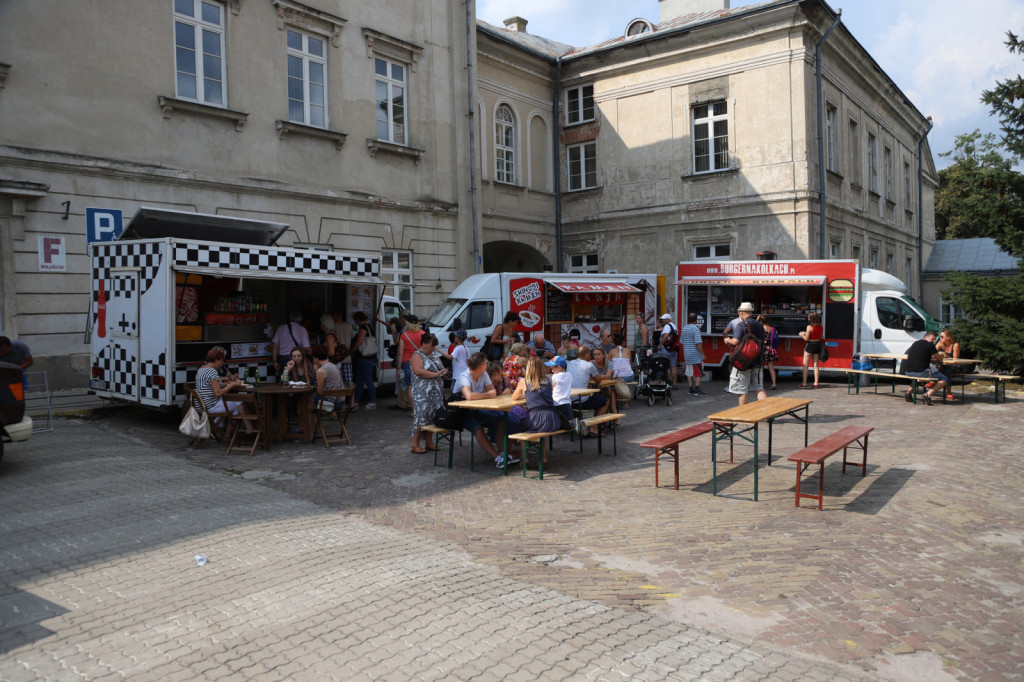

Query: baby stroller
<box><xmin>634</xmin><ymin>351</ymin><xmax>673</xmax><ymax>406</ymax></box>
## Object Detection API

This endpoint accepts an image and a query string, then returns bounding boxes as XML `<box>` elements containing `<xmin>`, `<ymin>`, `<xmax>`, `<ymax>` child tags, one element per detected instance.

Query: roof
<box><xmin>476</xmin><ymin>19</ymin><xmax>574</xmax><ymax>60</ymax></box>
<box><xmin>121</xmin><ymin>207</ymin><xmax>289</xmax><ymax>246</ymax></box>
<box><xmin>923</xmin><ymin>238</ymin><xmax>1019</xmax><ymax>275</ymax></box>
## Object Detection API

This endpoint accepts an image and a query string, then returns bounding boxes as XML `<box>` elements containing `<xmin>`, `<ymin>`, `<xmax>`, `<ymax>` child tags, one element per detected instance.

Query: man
<box><xmin>566</xmin><ymin>345</ymin><xmax>609</xmax><ymax>435</ymax></box>
<box><xmin>657</xmin><ymin>313</ymin><xmax>680</xmax><ymax>390</ymax></box>
<box><xmin>271</xmin><ymin>311</ymin><xmax>311</xmax><ymax>372</ymax></box>
<box><xmin>723</xmin><ymin>302</ymin><xmax>767</xmax><ymax>405</ymax></box>
<box><xmin>680</xmin><ymin>312</ymin><xmax>706</xmax><ymax>397</ymax></box>
<box><xmin>902</xmin><ymin>330</ymin><xmax>949</xmax><ymax>406</ymax></box>
<box><xmin>0</xmin><ymin>336</ymin><xmax>34</xmax><ymax>370</ymax></box>
<box><xmin>455</xmin><ymin>352</ymin><xmax>519</xmax><ymax>468</ymax></box>
<box><xmin>525</xmin><ymin>332</ymin><xmax>557</xmax><ymax>359</ymax></box>
<box><xmin>598</xmin><ymin>328</ymin><xmax>615</xmax><ymax>354</ymax></box>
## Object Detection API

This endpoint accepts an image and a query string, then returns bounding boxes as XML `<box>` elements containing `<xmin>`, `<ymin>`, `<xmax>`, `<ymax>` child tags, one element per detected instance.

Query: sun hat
<box><xmin>737</xmin><ymin>302</ymin><xmax>756</xmax><ymax>313</ymax></box>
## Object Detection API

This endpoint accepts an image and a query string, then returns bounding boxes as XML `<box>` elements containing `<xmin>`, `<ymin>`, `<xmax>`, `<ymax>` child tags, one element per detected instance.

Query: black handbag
<box><xmin>431</xmin><ymin>394</ymin><xmax>466</xmax><ymax>430</ymax></box>
<box><xmin>820</xmin><ymin>340</ymin><xmax>829</xmax><ymax>362</ymax></box>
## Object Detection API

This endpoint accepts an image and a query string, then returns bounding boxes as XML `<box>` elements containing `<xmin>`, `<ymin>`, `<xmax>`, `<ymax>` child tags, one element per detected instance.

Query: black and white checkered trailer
<box><xmin>89</xmin><ymin>207</ymin><xmax>382</xmax><ymax>407</ymax></box>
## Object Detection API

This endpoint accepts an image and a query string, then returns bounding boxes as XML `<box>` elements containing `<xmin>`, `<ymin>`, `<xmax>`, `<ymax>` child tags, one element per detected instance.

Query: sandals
<box><xmin>411</xmin><ymin>446</ymin><xmax>426</xmax><ymax>454</ymax></box>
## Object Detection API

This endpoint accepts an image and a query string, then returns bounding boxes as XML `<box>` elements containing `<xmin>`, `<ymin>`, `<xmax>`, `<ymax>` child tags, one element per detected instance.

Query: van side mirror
<box><xmin>874</xmin><ymin>329</ymin><xmax>882</xmax><ymax>339</ymax></box>
<box><xmin>902</xmin><ymin>316</ymin><xmax>924</xmax><ymax>333</ymax></box>
<box><xmin>452</xmin><ymin>317</ymin><xmax>463</xmax><ymax>331</ymax></box>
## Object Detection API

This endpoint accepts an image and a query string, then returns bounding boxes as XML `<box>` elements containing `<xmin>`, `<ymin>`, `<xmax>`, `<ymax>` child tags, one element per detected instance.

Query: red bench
<box><xmin>640</xmin><ymin>422</ymin><xmax>727</xmax><ymax>490</ymax></box>
<box><xmin>787</xmin><ymin>425</ymin><xmax>873</xmax><ymax>510</ymax></box>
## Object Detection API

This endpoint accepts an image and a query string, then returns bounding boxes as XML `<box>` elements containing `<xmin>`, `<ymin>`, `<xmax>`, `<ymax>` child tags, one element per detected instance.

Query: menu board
<box><xmin>772</xmin><ymin>315</ymin><xmax>810</xmax><ymax>336</ymax></box>
<box><xmin>711</xmin><ymin>315</ymin><xmax>733</xmax><ymax>335</ymax></box>
<box><xmin>546</xmin><ymin>287</ymin><xmax>572</xmax><ymax>323</ymax></box>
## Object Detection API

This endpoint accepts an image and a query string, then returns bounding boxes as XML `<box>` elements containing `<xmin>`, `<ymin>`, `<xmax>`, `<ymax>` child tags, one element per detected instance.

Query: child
<box><xmin>488</xmin><ymin>361</ymin><xmax>512</xmax><ymax>396</ymax></box>
<box><xmin>545</xmin><ymin>355</ymin><xmax>584</xmax><ymax>436</ymax></box>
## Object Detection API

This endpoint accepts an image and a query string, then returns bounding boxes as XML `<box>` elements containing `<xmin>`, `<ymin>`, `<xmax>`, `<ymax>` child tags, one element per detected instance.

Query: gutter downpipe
<box><xmin>553</xmin><ymin>56</ymin><xmax>563</xmax><ymax>272</ymax></box>
<box><xmin>466</xmin><ymin>0</ymin><xmax>481</xmax><ymax>273</ymax></box>
<box><xmin>917</xmin><ymin>116</ymin><xmax>933</xmax><ymax>302</ymax></box>
<box><xmin>815</xmin><ymin>9</ymin><xmax>841</xmax><ymax>259</ymax></box>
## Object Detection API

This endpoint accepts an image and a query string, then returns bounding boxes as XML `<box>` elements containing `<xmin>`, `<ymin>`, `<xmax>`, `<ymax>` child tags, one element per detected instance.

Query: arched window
<box><xmin>495</xmin><ymin>104</ymin><xmax>516</xmax><ymax>184</ymax></box>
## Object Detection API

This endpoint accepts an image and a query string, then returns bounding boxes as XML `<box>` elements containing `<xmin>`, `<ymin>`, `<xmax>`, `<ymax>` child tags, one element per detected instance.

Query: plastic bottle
<box><xmin>195</xmin><ymin>554</ymin><xmax>207</xmax><ymax>566</ymax></box>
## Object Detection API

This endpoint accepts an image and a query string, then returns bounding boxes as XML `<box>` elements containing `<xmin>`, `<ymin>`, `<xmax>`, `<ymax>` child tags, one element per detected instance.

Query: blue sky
<box><xmin>478</xmin><ymin>0</ymin><xmax>1024</xmax><ymax>167</ymax></box>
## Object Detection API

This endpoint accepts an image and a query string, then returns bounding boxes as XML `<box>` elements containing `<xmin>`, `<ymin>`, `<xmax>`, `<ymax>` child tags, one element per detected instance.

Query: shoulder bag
<box><xmin>360</xmin><ymin>326</ymin><xmax>379</xmax><ymax>356</ymax></box>
<box><xmin>179</xmin><ymin>403</ymin><xmax>211</xmax><ymax>440</ymax></box>
<box><xmin>819</xmin><ymin>339</ymin><xmax>829</xmax><ymax>362</ymax></box>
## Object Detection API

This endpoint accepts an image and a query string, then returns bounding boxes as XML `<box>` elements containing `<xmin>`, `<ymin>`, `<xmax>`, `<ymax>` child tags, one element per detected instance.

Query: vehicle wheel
<box><xmin>648</xmin><ymin>394</ymin><xmax>655</xmax><ymax>406</ymax></box>
<box><xmin>666</xmin><ymin>392</ymin><xmax>673</xmax><ymax>406</ymax></box>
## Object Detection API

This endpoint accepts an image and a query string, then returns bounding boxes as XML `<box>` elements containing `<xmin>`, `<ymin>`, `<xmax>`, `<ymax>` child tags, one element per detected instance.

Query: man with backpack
<box><xmin>724</xmin><ymin>302</ymin><xmax>767</xmax><ymax>405</ymax></box>
<box><xmin>656</xmin><ymin>313</ymin><xmax>680</xmax><ymax>390</ymax></box>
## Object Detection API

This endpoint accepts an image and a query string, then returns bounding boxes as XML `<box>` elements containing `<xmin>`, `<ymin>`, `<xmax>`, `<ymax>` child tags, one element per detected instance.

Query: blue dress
<box><xmin>524</xmin><ymin>380</ymin><xmax>561</xmax><ymax>433</ymax></box>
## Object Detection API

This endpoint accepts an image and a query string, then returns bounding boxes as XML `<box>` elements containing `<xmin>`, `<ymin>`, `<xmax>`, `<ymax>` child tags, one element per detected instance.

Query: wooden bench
<box><xmin>842</xmin><ymin>369</ymin><xmax>927</xmax><ymax>402</ymax></box>
<box><xmin>787</xmin><ymin>425</ymin><xmax>873</xmax><ymax>510</ymax></box>
<box><xmin>423</xmin><ymin>424</ymin><xmax>461</xmax><ymax>469</ymax></box>
<box><xmin>508</xmin><ymin>413</ymin><xmax>626</xmax><ymax>480</ymax></box>
<box><xmin>967</xmin><ymin>374</ymin><xmax>1020</xmax><ymax>404</ymax></box>
<box><xmin>639</xmin><ymin>421</ymin><xmax>722</xmax><ymax>490</ymax></box>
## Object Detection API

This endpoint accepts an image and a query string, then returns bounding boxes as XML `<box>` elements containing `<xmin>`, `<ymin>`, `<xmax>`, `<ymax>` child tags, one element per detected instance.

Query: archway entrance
<box><xmin>483</xmin><ymin>240</ymin><xmax>549</xmax><ymax>273</ymax></box>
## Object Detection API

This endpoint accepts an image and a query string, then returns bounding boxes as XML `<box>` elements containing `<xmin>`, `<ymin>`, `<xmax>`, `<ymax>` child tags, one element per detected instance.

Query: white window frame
<box><xmin>884</xmin><ymin>145</ymin><xmax>894</xmax><ymax>200</ymax></box>
<box><xmin>826</xmin><ymin>105</ymin><xmax>838</xmax><ymax>173</ymax></box>
<box><xmin>868</xmin><ymin>133</ymin><xmax>878</xmax><ymax>194</ymax></box>
<box><xmin>885</xmin><ymin>252</ymin><xmax>894</xmax><ymax>274</ymax></box>
<box><xmin>692</xmin><ymin>101</ymin><xmax>730</xmax><ymax>174</ymax></box>
<box><xmin>567</xmin><ymin>142</ymin><xmax>597</xmax><ymax>191</ymax></box>
<box><xmin>286</xmin><ymin>29</ymin><xmax>327</xmax><ymax>128</ymax></box>
<box><xmin>939</xmin><ymin>297</ymin><xmax>961</xmax><ymax>325</ymax></box>
<box><xmin>568</xmin><ymin>253</ymin><xmax>599</xmax><ymax>274</ymax></box>
<box><xmin>375</xmin><ymin>57</ymin><xmax>408</xmax><ymax>145</ymax></box>
<box><xmin>173</xmin><ymin>0</ymin><xmax>226</xmax><ymax>106</ymax></box>
<box><xmin>495</xmin><ymin>104</ymin><xmax>516</xmax><ymax>184</ymax></box>
<box><xmin>565</xmin><ymin>84</ymin><xmax>594</xmax><ymax>125</ymax></box>
<box><xmin>829</xmin><ymin>239</ymin><xmax>842</xmax><ymax>259</ymax></box>
<box><xmin>693</xmin><ymin>243</ymin><xmax>731</xmax><ymax>260</ymax></box>
<box><xmin>381</xmin><ymin>250</ymin><xmax>414</xmax><ymax>310</ymax></box>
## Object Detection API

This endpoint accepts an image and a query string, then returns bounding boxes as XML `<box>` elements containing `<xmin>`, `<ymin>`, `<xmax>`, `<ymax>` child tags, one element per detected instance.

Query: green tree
<box><xmin>942</xmin><ymin>32</ymin><xmax>1024</xmax><ymax>375</ymax></box>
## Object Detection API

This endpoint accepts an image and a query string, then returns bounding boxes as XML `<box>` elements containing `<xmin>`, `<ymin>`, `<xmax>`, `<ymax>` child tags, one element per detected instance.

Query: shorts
<box><xmin>728</xmin><ymin>365</ymin><xmax>764</xmax><ymax>394</ymax></box>
<box><xmin>577</xmin><ymin>394</ymin><xmax>608</xmax><ymax>412</ymax></box>
<box><xmin>906</xmin><ymin>368</ymin><xmax>948</xmax><ymax>384</ymax></box>
<box><xmin>339</xmin><ymin>361</ymin><xmax>353</xmax><ymax>384</ymax></box>
<box><xmin>463</xmin><ymin>409</ymin><xmax>504</xmax><ymax>435</ymax></box>
<box><xmin>658</xmin><ymin>349</ymin><xmax>678</xmax><ymax>367</ymax></box>
<box><xmin>804</xmin><ymin>341</ymin><xmax>822</xmax><ymax>356</ymax></box>
<box><xmin>400</xmin><ymin>361</ymin><xmax>413</xmax><ymax>390</ymax></box>
<box><xmin>684</xmin><ymin>363</ymin><xmax>703</xmax><ymax>378</ymax></box>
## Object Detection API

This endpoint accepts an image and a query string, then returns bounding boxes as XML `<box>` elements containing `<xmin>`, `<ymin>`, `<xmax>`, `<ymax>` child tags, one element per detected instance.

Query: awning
<box><xmin>546</xmin><ymin>281</ymin><xmax>641</xmax><ymax>293</ymax></box>
<box><xmin>676</xmin><ymin>275</ymin><xmax>826</xmax><ymax>286</ymax></box>
<box><xmin>121</xmin><ymin>207</ymin><xmax>290</xmax><ymax>246</ymax></box>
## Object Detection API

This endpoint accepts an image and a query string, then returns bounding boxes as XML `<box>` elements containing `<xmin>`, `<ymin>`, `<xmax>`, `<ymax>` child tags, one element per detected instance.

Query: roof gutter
<box><xmin>917</xmin><ymin>116</ymin><xmax>933</xmax><ymax>301</ymax></box>
<box><xmin>815</xmin><ymin>8</ymin><xmax>841</xmax><ymax>260</ymax></box>
<box><xmin>466</xmin><ymin>0</ymin><xmax>481</xmax><ymax>273</ymax></box>
<box><xmin>554</xmin><ymin>57</ymin><xmax>563</xmax><ymax>272</ymax></box>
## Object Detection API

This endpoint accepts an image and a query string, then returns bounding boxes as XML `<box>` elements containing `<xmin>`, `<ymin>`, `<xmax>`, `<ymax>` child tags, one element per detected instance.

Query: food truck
<box><xmin>426</xmin><ymin>272</ymin><xmax>662</xmax><ymax>351</ymax></box>
<box><xmin>88</xmin><ymin>207</ymin><xmax>400</xmax><ymax>407</ymax></box>
<box><xmin>675</xmin><ymin>260</ymin><xmax>942</xmax><ymax>374</ymax></box>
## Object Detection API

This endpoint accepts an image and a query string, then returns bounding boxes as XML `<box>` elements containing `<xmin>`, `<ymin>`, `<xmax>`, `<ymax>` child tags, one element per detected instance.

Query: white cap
<box><xmin>660</xmin><ymin>313</ymin><xmax>672</xmax><ymax>320</ymax></box>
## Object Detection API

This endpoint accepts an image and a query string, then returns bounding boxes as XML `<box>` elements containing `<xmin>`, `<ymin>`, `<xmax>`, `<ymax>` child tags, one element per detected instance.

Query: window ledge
<box><xmin>868</xmin><ymin>189</ymin><xmax>880</xmax><ymax>198</ymax></box>
<box><xmin>565</xmin><ymin>186</ymin><xmax>601</xmax><ymax>196</ymax></box>
<box><xmin>0</xmin><ymin>62</ymin><xmax>10</xmax><ymax>89</ymax></box>
<box><xmin>827</xmin><ymin>169</ymin><xmax>844</xmax><ymax>180</ymax></box>
<box><xmin>564</xmin><ymin>119</ymin><xmax>596</xmax><ymax>128</ymax></box>
<box><xmin>276</xmin><ymin>120</ymin><xmax>347</xmax><ymax>149</ymax></box>
<box><xmin>850</xmin><ymin>182</ymin><xmax>863</xmax><ymax>192</ymax></box>
<box><xmin>885</xmin><ymin>198</ymin><xmax>896</xmax><ymax>208</ymax></box>
<box><xmin>681</xmin><ymin>167</ymin><xmax>739</xmax><ymax>180</ymax></box>
<box><xmin>366</xmin><ymin>138</ymin><xmax>425</xmax><ymax>164</ymax></box>
<box><xmin>158</xmin><ymin>96</ymin><xmax>248</xmax><ymax>131</ymax></box>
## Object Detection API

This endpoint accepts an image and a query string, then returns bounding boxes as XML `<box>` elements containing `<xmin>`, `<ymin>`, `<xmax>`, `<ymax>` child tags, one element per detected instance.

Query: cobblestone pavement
<box><xmin>2</xmin><ymin>376</ymin><xmax>1021</xmax><ymax>680</ymax></box>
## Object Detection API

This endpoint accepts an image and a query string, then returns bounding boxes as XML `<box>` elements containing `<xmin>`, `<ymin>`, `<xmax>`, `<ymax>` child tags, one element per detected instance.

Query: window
<box><xmin>830</xmin><ymin>240</ymin><xmax>842</xmax><ymax>259</ymax></box>
<box><xmin>381</xmin><ymin>250</ymin><xmax>413</xmax><ymax>310</ymax></box>
<box><xmin>848</xmin><ymin>119</ymin><xmax>861</xmax><ymax>184</ymax></box>
<box><xmin>905</xmin><ymin>257</ymin><xmax>914</xmax><ymax>295</ymax></box>
<box><xmin>868</xmin><ymin>246</ymin><xmax>879</xmax><ymax>269</ymax></box>
<box><xmin>875</xmin><ymin>296</ymin><xmax>908</xmax><ymax>330</ymax></box>
<box><xmin>495</xmin><ymin>104</ymin><xmax>516</xmax><ymax>184</ymax></box>
<box><xmin>904</xmin><ymin>161</ymin><xmax>912</xmax><ymax>209</ymax></box>
<box><xmin>939</xmin><ymin>298</ymin><xmax>961</xmax><ymax>324</ymax></box>
<box><xmin>867</xmin><ymin>133</ymin><xmax>878</xmax><ymax>194</ymax></box>
<box><xmin>286</xmin><ymin>29</ymin><xmax>327</xmax><ymax>127</ymax></box>
<box><xmin>692</xmin><ymin>102</ymin><xmax>729</xmax><ymax>173</ymax></box>
<box><xmin>826</xmin><ymin>105</ymin><xmax>838</xmax><ymax>172</ymax></box>
<box><xmin>568</xmin><ymin>254</ymin><xmax>599</xmax><ymax>273</ymax></box>
<box><xmin>375</xmin><ymin>57</ymin><xmax>407</xmax><ymax>144</ymax></box>
<box><xmin>694</xmin><ymin>244</ymin><xmax>731</xmax><ymax>260</ymax></box>
<box><xmin>885</xmin><ymin>252</ymin><xmax>894</xmax><ymax>274</ymax></box>
<box><xmin>852</xmin><ymin>244</ymin><xmax>862</xmax><ymax>264</ymax></box>
<box><xmin>566</xmin><ymin>85</ymin><xmax>594</xmax><ymax>125</ymax></box>
<box><xmin>884</xmin><ymin>146</ymin><xmax>894</xmax><ymax>200</ymax></box>
<box><xmin>465</xmin><ymin>301</ymin><xmax>495</xmax><ymax>330</ymax></box>
<box><xmin>174</xmin><ymin>0</ymin><xmax>225</xmax><ymax>105</ymax></box>
<box><xmin>567</xmin><ymin>142</ymin><xmax>597</xmax><ymax>191</ymax></box>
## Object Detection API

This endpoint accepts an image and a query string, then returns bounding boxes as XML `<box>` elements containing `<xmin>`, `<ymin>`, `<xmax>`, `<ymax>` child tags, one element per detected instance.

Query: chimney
<box><xmin>658</xmin><ymin>0</ymin><xmax>730</xmax><ymax>23</ymax></box>
<box><xmin>503</xmin><ymin>16</ymin><xmax>528</xmax><ymax>33</ymax></box>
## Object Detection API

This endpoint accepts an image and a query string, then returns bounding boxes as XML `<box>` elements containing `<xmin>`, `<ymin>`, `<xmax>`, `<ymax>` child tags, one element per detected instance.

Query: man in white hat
<box><xmin>724</xmin><ymin>302</ymin><xmax>767</xmax><ymax>405</ymax></box>
<box><xmin>657</xmin><ymin>313</ymin><xmax>680</xmax><ymax>390</ymax></box>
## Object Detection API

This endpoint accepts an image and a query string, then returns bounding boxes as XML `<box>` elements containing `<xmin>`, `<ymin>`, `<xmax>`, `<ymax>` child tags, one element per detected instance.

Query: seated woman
<box><xmin>511</xmin><ymin>358</ymin><xmax>563</xmax><ymax>465</ymax></box>
<box><xmin>607</xmin><ymin>332</ymin><xmax>635</xmax><ymax>404</ymax></box>
<box><xmin>282</xmin><ymin>347</ymin><xmax>315</xmax><ymax>436</ymax></box>
<box><xmin>311</xmin><ymin>343</ymin><xmax>344</xmax><ymax>412</ymax></box>
<box><xmin>489</xmin><ymin>361</ymin><xmax>513</xmax><ymax>396</ymax></box>
<box><xmin>590</xmin><ymin>347</ymin><xmax>618</xmax><ymax>413</ymax></box>
<box><xmin>195</xmin><ymin>347</ymin><xmax>256</xmax><ymax>437</ymax></box>
<box><xmin>934</xmin><ymin>328</ymin><xmax>961</xmax><ymax>401</ymax></box>
<box><xmin>503</xmin><ymin>342</ymin><xmax>528</xmax><ymax>389</ymax></box>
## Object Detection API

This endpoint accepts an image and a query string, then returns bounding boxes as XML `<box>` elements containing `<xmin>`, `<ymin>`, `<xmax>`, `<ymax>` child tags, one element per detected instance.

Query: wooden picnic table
<box><xmin>242</xmin><ymin>382</ymin><xmax>315</xmax><ymax>444</ymax></box>
<box><xmin>706</xmin><ymin>397</ymin><xmax>813</xmax><ymax>501</ymax></box>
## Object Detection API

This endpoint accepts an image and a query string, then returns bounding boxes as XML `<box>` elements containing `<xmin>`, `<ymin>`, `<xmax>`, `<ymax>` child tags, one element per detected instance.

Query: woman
<box><xmin>486</xmin><ymin>311</ymin><xmax>520</xmax><ymax>360</ymax></box>
<box><xmin>798</xmin><ymin>311</ymin><xmax>823</xmax><ymax>388</ymax></box>
<box><xmin>590</xmin><ymin>347</ymin><xmax>619</xmax><ymax>412</ymax></box>
<box><xmin>503</xmin><ymin>342</ymin><xmax>528</xmax><ymax>388</ymax></box>
<box><xmin>758</xmin><ymin>314</ymin><xmax>780</xmax><ymax>390</ymax></box>
<box><xmin>282</xmin><ymin>347</ymin><xmax>315</xmax><ymax>435</ymax></box>
<box><xmin>320</xmin><ymin>314</ymin><xmax>348</xmax><ymax>374</ymax></box>
<box><xmin>311</xmin><ymin>343</ymin><xmax>343</xmax><ymax>407</ymax></box>
<box><xmin>410</xmin><ymin>333</ymin><xmax>448</xmax><ymax>453</ymax></box>
<box><xmin>395</xmin><ymin>316</ymin><xmax>423</xmax><ymax>412</ymax></box>
<box><xmin>933</xmin><ymin>328</ymin><xmax>961</xmax><ymax>401</ymax></box>
<box><xmin>608</xmin><ymin>332</ymin><xmax>635</xmax><ymax>403</ymax></box>
<box><xmin>511</xmin><ymin>357</ymin><xmax>562</xmax><ymax>436</ymax></box>
<box><xmin>633</xmin><ymin>313</ymin><xmax>649</xmax><ymax>352</ymax></box>
<box><xmin>195</xmin><ymin>346</ymin><xmax>255</xmax><ymax>437</ymax></box>
<box><xmin>351</xmin><ymin>311</ymin><xmax>377</xmax><ymax>410</ymax></box>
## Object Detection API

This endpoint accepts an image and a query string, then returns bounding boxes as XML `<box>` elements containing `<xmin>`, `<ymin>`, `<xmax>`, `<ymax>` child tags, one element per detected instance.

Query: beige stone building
<box><xmin>0</xmin><ymin>0</ymin><xmax>935</xmax><ymax>389</ymax></box>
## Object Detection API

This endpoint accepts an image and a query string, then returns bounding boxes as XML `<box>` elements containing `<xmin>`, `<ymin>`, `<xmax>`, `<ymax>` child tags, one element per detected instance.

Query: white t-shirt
<box><xmin>450</xmin><ymin>345</ymin><xmax>469</xmax><ymax>381</ymax></box>
<box><xmin>455</xmin><ymin>368</ymin><xmax>493</xmax><ymax>397</ymax></box>
<box><xmin>550</xmin><ymin>372</ymin><xmax>572</xmax><ymax>406</ymax></box>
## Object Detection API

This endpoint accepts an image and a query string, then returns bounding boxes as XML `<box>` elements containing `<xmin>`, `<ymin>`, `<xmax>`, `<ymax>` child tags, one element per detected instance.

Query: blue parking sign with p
<box><xmin>86</xmin><ymin>208</ymin><xmax>123</xmax><ymax>243</ymax></box>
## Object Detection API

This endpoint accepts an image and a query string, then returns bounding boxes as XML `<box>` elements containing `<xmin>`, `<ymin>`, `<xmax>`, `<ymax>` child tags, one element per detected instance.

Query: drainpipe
<box><xmin>815</xmin><ymin>9</ymin><xmax>841</xmax><ymax>260</ymax></box>
<box><xmin>917</xmin><ymin>116</ymin><xmax>933</xmax><ymax>302</ymax></box>
<box><xmin>553</xmin><ymin>57</ymin><xmax>563</xmax><ymax>272</ymax></box>
<box><xmin>466</xmin><ymin>0</ymin><xmax>481</xmax><ymax>273</ymax></box>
